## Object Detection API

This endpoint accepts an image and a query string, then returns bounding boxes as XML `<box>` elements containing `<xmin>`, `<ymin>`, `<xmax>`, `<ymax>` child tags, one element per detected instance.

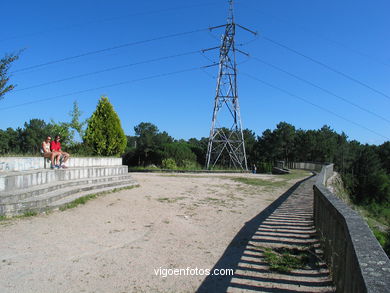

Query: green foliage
<box><xmin>181</xmin><ymin>160</ymin><xmax>199</xmax><ymax>170</ymax></box>
<box><xmin>68</xmin><ymin>101</ymin><xmax>86</xmax><ymax>139</ymax></box>
<box><xmin>262</xmin><ymin>247</ymin><xmax>314</xmax><ymax>273</ymax></box>
<box><xmin>84</xmin><ymin>96</ymin><xmax>127</xmax><ymax>156</ymax></box>
<box><xmin>370</xmin><ymin>226</ymin><xmax>390</xmax><ymax>256</ymax></box>
<box><xmin>378</xmin><ymin>142</ymin><xmax>390</xmax><ymax>174</ymax></box>
<box><xmin>162</xmin><ymin>142</ymin><xmax>196</xmax><ymax>167</ymax></box>
<box><xmin>130</xmin><ymin>122</ymin><xmax>173</xmax><ymax>166</ymax></box>
<box><xmin>0</xmin><ymin>53</ymin><xmax>19</xmax><ymax>100</ymax></box>
<box><xmin>161</xmin><ymin>158</ymin><xmax>177</xmax><ymax>169</ymax></box>
<box><xmin>255</xmin><ymin>162</ymin><xmax>273</xmax><ymax>173</ymax></box>
<box><xmin>59</xmin><ymin>185</ymin><xmax>138</xmax><ymax>211</ymax></box>
<box><xmin>232</xmin><ymin>170</ymin><xmax>310</xmax><ymax>189</ymax></box>
<box><xmin>48</xmin><ymin>120</ymin><xmax>73</xmax><ymax>148</ymax></box>
<box><xmin>187</xmin><ymin>137</ymin><xmax>208</xmax><ymax>165</ymax></box>
<box><xmin>233</xmin><ymin>177</ymin><xmax>287</xmax><ymax>188</ymax></box>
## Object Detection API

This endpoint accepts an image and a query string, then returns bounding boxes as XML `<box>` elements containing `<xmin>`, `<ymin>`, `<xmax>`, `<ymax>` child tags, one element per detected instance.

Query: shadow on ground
<box><xmin>196</xmin><ymin>175</ymin><xmax>334</xmax><ymax>293</ymax></box>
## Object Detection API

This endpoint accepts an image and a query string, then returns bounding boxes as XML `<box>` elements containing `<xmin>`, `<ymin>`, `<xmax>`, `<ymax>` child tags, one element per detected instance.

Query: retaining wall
<box><xmin>293</xmin><ymin>162</ymin><xmax>390</xmax><ymax>292</ymax></box>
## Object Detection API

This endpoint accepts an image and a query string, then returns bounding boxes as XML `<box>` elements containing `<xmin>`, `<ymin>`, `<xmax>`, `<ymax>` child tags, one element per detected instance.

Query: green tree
<box><xmin>133</xmin><ymin>122</ymin><xmax>173</xmax><ymax>166</ymax></box>
<box><xmin>378</xmin><ymin>142</ymin><xmax>390</xmax><ymax>174</ymax></box>
<box><xmin>19</xmin><ymin>119</ymin><xmax>49</xmax><ymax>153</ymax></box>
<box><xmin>84</xmin><ymin>96</ymin><xmax>127</xmax><ymax>156</ymax></box>
<box><xmin>188</xmin><ymin>137</ymin><xmax>208</xmax><ymax>166</ymax></box>
<box><xmin>243</xmin><ymin>129</ymin><xmax>257</xmax><ymax>166</ymax></box>
<box><xmin>274</xmin><ymin>122</ymin><xmax>296</xmax><ymax>162</ymax></box>
<box><xmin>68</xmin><ymin>101</ymin><xmax>86</xmax><ymax>140</ymax></box>
<box><xmin>162</xmin><ymin>142</ymin><xmax>196</xmax><ymax>167</ymax></box>
<box><xmin>0</xmin><ymin>53</ymin><xmax>19</xmax><ymax>100</ymax></box>
<box><xmin>47</xmin><ymin>120</ymin><xmax>73</xmax><ymax>148</ymax></box>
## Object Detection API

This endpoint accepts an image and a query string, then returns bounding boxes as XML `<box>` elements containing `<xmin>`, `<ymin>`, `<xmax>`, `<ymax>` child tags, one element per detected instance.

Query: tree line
<box><xmin>1</xmin><ymin>52</ymin><xmax>389</xmax><ymax>254</ymax></box>
<box><xmin>1</xmin><ymin>109</ymin><xmax>389</xmax><ymax>207</ymax></box>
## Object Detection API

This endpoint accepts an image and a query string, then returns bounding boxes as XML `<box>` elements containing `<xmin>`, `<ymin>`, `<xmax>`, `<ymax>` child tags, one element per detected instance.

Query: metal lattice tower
<box><xmin>205</xmin><ymin>0</ymin><xmax>248</xmax><ymax>170</ymax></box>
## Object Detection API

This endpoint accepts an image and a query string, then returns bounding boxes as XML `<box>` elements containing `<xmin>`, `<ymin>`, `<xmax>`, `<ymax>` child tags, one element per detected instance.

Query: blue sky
<box><xmin>1</xmin><ymin>0</ymin><xmax>389</xmax><ymax>145</ymax></box>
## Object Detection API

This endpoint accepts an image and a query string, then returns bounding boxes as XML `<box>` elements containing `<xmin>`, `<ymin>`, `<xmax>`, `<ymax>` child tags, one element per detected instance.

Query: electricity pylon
<box><xmin>205</xmin><ymin>0</ymin><xmax>255</xmax><ymax>170</ymax></box>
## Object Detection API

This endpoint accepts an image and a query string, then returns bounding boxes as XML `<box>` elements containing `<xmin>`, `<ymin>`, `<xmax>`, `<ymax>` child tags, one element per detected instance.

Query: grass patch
<box><xmin>232</xmin><ymin>177</ymin><xmax>287</xmax><ymax>188</ymax></box>
<box><xmin>156</xmin><ymin>196</ymin><xmax>186</xmax><ymax>203</ymax></box>
<box><xmin>262</xmin><ymin>246</ymin><xmax>316</xmax><ymax>273</ymax></box>
<box><xmin>22</xmin><ymin>210</ymin><xmax>38</xmax><ymax>217</ymax></box>
<box><xmin>60</xmin><ymin>194</ymin><xmax>98</xmax><ymax>210</ymax></box>
<box><xmin>279</xmin><ymin>169</ymin><xmax>312</xmax><ymax>180</ymax></box>
<box><xmin>59</xmin><ymin>185</ymin><xmax>139</xmax><ymax>211</ymax></box>
<box><xmin>0</xmin><ymin>210</ymin><xmax>38</xmax><ymax>221</ymax></box>
<box><xmin>231</xmin><ymin>170</ymin><xmax>311</xmax><ymax>190</ymax></box>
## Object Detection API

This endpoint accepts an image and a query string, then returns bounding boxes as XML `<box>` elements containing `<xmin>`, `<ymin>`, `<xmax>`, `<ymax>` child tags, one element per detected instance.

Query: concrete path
<box><xmin>198</xmin><ymin>176</ymin><xmax>335</xmax><ymax>292</ymax></box>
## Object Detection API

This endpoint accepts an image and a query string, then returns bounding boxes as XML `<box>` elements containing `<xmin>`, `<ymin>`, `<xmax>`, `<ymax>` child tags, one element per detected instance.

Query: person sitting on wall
<box><xmin>50</xmin><ymin>135</ymin><xmax>70</xmax><ymax>168</ymax></box>
<box><xmin>41</xmin><ymin>136</ymin><xmax>61</xmax><ymax>169</ymax></box>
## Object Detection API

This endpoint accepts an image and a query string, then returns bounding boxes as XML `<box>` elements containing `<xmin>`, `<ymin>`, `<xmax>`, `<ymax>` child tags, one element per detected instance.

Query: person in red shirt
<box><xmin>41</xmin><ymin>136</ymin><xmax>61</xmax><ymax>169</ymax></box>
<box><xmin>50</xmin><ymin>135</ymin><xmax>70</xmax><ymax>168</ymax></box>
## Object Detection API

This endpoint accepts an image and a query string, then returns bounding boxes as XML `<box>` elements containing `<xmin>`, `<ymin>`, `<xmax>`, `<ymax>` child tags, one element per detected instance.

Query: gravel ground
<box><xmin>0</xmin><ymin>171</ymin><xmax>333</xmax><ymax>293</ymax></box>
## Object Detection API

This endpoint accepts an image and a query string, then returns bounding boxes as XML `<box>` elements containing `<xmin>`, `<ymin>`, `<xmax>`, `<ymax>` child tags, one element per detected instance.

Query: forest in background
<box><xmin>0</xmin><ymin>109</ymin><xmax>389</xmax><ymax>255</ymax></box>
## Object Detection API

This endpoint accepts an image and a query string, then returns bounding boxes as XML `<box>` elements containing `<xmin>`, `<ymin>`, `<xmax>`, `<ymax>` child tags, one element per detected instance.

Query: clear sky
<box><xmin>1</xmin><ymin>0</ymin><xmax>389</xmax><ymax>144</ymax></box>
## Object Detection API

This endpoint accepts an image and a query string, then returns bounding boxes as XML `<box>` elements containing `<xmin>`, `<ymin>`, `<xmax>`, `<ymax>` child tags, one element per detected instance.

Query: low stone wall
<box><xmin>0</xmin><ymin>157</ymin><xmax>122</xmax><ymax>172</ymax></box>
<box><xmin>287</xmin><ymin>161</ymin><xmax>323</xmax><ymax>172</ymax></box>
<box><xmin>313</xmin><ymin>165</ymin><xmax>390</xmax><ymax>292</ymax></box>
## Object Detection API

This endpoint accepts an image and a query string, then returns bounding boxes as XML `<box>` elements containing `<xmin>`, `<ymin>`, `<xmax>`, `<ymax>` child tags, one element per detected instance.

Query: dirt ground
<box><xmin>0</xmin><ymin>171</ymin><xmax>313</xmax><ymax>293</ymax></box>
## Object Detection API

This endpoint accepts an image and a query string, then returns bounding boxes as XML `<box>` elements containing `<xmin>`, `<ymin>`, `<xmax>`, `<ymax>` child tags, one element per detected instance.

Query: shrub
<box><xmin>84</xmin><ymin>96</ymin><xmax>126</xmax><ymax>156</ymax></box>
<box><xmin>162</xmin><ymin>158</ymin><xmax>177</xmax><ymax>169</ymax></box>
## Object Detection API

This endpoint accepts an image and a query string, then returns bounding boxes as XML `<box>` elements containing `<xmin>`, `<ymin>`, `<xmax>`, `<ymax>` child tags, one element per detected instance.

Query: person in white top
<box><xmin>41</xmin><ymin>136</ymin><xmax>61</xmax><ymax>169</ymax></box>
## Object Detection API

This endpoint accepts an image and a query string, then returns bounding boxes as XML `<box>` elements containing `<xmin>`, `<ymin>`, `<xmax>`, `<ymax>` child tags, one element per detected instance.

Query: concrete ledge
<box><xmin>0</xmin><ymin>157</ymin><xmax>122</xmax><ymax>172</ymax></box>
<box><xmin>0</xmin><ymin>166</ymin><xmax>128</xmax><ymax>192</ymax></box>
<box><xmin>313</xmin><ymin>165</ymin><xmax>390</xmax><ymax>292</ymax></box>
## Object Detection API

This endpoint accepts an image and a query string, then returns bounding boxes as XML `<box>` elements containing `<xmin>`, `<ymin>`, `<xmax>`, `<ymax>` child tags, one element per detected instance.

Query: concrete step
<box><xmin>0</xmin><ymin>174</ymin><xmax>134</xmax><ymax>204</ymax></box>
<box><xmin>0</xmin><ymin>178</ymin><xmax>137</xmax><ymax>216</ymax></box>
<box><xmin>0</xmin><ymin>157</ymin><xmax>123</xmax><ymax>172</ymax></box>
<box><xmin>0</xmin><ymin>166</ymin><xmax>128</xmax><ymax>192</ymax></box>
<box><xmin>47</xmin><ymin>182</ymin><xmax>135</xmax><ymax>211</ymax></box>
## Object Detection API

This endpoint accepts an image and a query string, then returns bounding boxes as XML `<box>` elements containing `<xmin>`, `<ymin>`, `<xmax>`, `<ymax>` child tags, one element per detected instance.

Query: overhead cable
<box><xmin>241</xmin><ymin>72</ymin><xmax>389</xmax><ymax>140</ymax></box>
<box><xmin>262</xmin><ymin>36</ymin><xmax>390</xmax><ymax>101</ymax></box>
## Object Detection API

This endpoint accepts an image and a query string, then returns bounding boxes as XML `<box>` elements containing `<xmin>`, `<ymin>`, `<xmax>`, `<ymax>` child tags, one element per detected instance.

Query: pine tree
<box><xmin>0</xmin><ymin>53</ymin><xmax>19</xmax><ymax>100</ymax></box>
<box><xmin>84</xmin><ymin>96</ymin><xmax>126</xmax><ymax>156</ymax></box>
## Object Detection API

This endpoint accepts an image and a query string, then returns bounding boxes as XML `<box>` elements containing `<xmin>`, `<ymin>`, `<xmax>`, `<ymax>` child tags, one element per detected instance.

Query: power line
<box><xmin>241</xmin><ymin>72</ymin><xmax>389</xmax><ymax>140</ymax></box>
<box><xmin>249</xmin><ymin>55</ymin><xmax>390</xmax><ymax>125</ymax></box>
<box><xmin>14</xmin><ymin>50</ymin><xmax>202</xmax><ymax>92</ymax></box>
<box><xmin>11</xmin><ymin>27</ymin><xmax>210</xmax><ymax>74</ymax></box>
<box><xmin>238</xmin><ymin>2</ymin><xmax>390</xmax><ymax>69</ymax></box>
<box><xmin>0</xmin><ymin>66</ymin><xmax>209</xmax><ymax>111</ymax></box>
<box><xmin>262</xmin><ymin>36</ymin><xmax>390</xmax><ymax>101</ymax></box>
<box><xmin>1</xmin><ymin>2</ymin><xmax>219</xmax><ymax>43</ymax></box>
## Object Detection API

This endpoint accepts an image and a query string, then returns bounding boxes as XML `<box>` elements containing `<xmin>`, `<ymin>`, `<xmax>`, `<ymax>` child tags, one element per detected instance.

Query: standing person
<box><xmin>50</xmin><ymin>135</ymin><xmax>70</xmax><ymax>168</ymax></box>
<box><xmin>41</xmin><ymin>136</ymin><xmax>61</xmax><ymax>169</ymax></box>
<box><xmin>252</xmin><ymin>164</ymin><xmax>257</xmax><ymax>174</ymax></box>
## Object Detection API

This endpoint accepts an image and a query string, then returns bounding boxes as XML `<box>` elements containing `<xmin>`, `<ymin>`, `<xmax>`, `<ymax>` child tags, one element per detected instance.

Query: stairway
<box><xmin>0</xmin><ymin>158</ymin><xmax>137</xmax><ymax>216</ymax></box>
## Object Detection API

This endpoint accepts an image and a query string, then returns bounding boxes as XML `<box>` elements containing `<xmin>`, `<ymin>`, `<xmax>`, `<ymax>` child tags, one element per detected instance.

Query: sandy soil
<box><xmin>0</xmin><ymin>172</ymin><xmax>311</xmax><ymax>293</ymax></box>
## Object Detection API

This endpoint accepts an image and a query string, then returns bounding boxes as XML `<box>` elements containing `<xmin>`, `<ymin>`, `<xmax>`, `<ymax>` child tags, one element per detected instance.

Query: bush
<box><xmin>161</xmin><ymin>158</ymin><xmax>177</xmax><ymax>169</ymax></box>
<box><xmin>84</xmin><ymin>96</ymin><xmax>127</xmax><ymax>156</ymax></box>
<box><xmin>182</xmin><ymin>160</ymin><xmax>199</xmax><ymax>170</ymax></box>
<box><xmin>162</xmin><ymin>142</ymin><xmax>196</xmax><ymax>167</ymax></box>
<box><xmin>256</xmin><ymin>162</ymin><xmax>273</xmax><ymax>173</ymax></box>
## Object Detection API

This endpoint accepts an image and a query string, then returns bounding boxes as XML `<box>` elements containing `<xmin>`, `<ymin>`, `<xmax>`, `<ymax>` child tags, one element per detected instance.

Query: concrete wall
<box><xmin>0</xmin><ymin>157</ymin><xmax>123</xmax><ymax>172</ymax></box>
<box><xmin>287</xmin><ymin>161</ymin><xmax>324</xmax><ymax>172</ymax></box>
<box><xmin>313</xmin><ymin>165</ymin><xmax>390</xmax><ymax>292</ymax></box>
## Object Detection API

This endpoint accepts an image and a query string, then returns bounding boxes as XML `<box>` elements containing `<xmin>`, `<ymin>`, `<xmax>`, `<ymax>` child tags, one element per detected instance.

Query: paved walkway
<box><xmin>198</xmin><ymin>176</ymin><xmax>335</xmax><ymax>292</ymax></box>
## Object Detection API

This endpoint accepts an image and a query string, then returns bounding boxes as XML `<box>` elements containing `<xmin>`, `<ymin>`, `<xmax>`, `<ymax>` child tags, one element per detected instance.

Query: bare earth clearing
<box><xmin>0</xmin><ymin>171</ymin><xmax>332</xmax><ymax>292</ymax></box>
